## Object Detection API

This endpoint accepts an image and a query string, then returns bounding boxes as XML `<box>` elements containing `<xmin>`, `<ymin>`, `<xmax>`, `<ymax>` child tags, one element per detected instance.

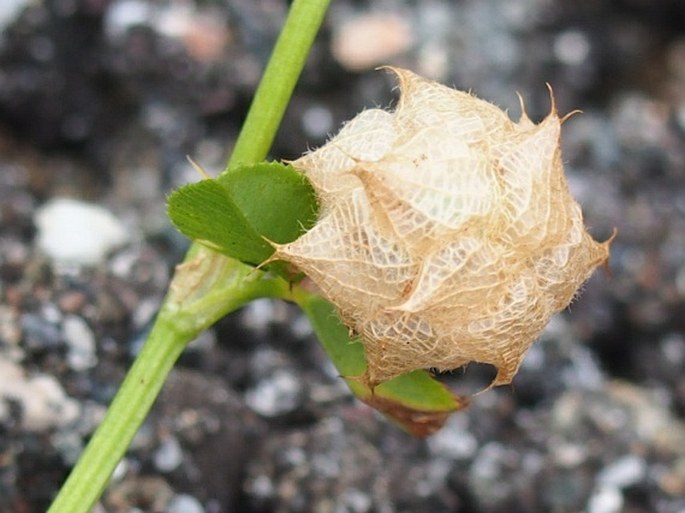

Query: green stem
<box><xmin>45</xmin><ymin>310</ymin><xmax>188</xmax><ymax>513</ymax></box>
<box><xmin>48</xmin><ymin>257</ymin><xmax>292</xmax><ymax>512</ymax></box>
<box><xmin>47</xmin><ymin>1</ymin><xmax>330</xmax><ymax>511</ymax></box>
<box><xmin>227</xmin><ymin>0</ymin><xmax>332</xmax><ymax>170</ymax></box>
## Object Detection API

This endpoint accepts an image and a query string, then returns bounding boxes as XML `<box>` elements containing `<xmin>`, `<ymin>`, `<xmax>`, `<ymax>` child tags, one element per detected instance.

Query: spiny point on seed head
<box><xmin>560</xmin><ymin>109</ymin><xmax>583</xmax><ymax>125</ymax></box>
<box><xmin>545</xmin><ymin>82</ymin><xmax>557</xmax><ymax>115</ymax></box>
<box><xmin>515</xmin><ymin>91</ymin><xmax>533</xmax><ymax>126</ymax></box>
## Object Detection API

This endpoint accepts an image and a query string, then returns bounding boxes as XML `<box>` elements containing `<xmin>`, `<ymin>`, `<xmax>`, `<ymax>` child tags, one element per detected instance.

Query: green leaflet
<box><xmin>167</xmin><ymin>161</ymin><xmax>318</xmax><ymax>266</ymax></box>
<box><xmin>218</xmin><ymin>161</ymin><xmax>318</xmax><ymax>244</ymax></box>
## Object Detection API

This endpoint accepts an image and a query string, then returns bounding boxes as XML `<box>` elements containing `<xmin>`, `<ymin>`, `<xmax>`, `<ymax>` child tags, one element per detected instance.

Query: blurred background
<box><xmin>1</xmin><ymin>1</ymin><xmax>684</xmax><ymax>512</ymax></box>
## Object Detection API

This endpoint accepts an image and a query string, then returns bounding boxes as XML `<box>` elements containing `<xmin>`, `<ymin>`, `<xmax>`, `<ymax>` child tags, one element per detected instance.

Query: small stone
<box><xmin>51</xmin><ymin>429</ymin><xmax>84</xmax><ymax>466</ymax></box>
<box><xmin>587</xmin><ymin>486</ymin><xmax>623</xmax><ymax>513</ymax></box>
<box><xmin>248</xmin><ymin>475</ymin><xmax>274</xmax><ymax>500</ymax></box>
<box><xmin>597</xmin><ymin>455</ymin><xmax>646</xmax><ymax>489</ymax></box>
<box><xmin>21</xmin><ymin>312</ymin><xmax>62</xmax><ymax>351</ymax></box>
<box><xmin>154</xmin><ymin>435</ymin><xmax>183</xmax><ymax>472</ymax></box>
<box><xmin>331</xmin><ymin>13</ymin><xmax>415</xmax><ymax>71</ymax></box>
<box><xmin>340</xmin><ymin>488</ymin><xmax>372</xmax><ymax>512</ymax></box>
<box><xmin>241</xmin><ymin>298</ymin><xmax>276</xmax><ymax>334</ymax></box>
<box><xmin>661</xmin><ymin>333</ymin><xmax>685</xmax><ymax>366</ymax></box>
<box><xmin>301</xmin><ymin>105</ymin><xmax>334</xmax><ymax>140</ymax></box>
<box><xmin>112</xmin><ymin>459</ymin><xmax>129</xmax><ymax>482</ymax></box>
<box><xmin>105</xmin><ymin>476</ymin><xmax>174</xmax><ymax>512</ymax></box>
<box><xmin>0</xmin><ymin>0</ymin><xmax>28</xmax><ymax>30</ymax></box>
<box><xmin>552</xmin><ymin>442</ymin><xmax>588</xmax><ymax>468</ymax></box>
<box><xmin>427</xmin><ymin>415</ymin><xmax>478</xmax><ymax>460</ymax></box>
<box><xmin>0</xmin><ymin>356</ymin><xmax>80</xmax><ymax>431</ymax></box>
<box><xmin>554</xmin><ymin>30</ymin><xmax>591</xmax><ymax>66</ymax></box>
<box><xmin>35</xmin><ymin>198</ymin><xmax>129</xmax><ymax>265</ymax></box>
<box><xmin>63</xmin><ymin>315</ymin><xmax>97</xmax><ymax>371</ymax></box>
<box><xmin>104</xmin><ymin>0</ymin><xmax>153</xmax><ymax>41</ymax></box>
<box><xmin>469</xmin><ymin>442</ymin><xmax>518</xmax><ymax>505</ymax></box>
<box><xmin>244</xmin><ymin>369</ymin><xmax>302</xmax><ymax>417</ymax></box>
<box><xmin>290</xmin><ymin>314</ymin><xmax>313</xmax><ymax>339</ymax></box>
<box><xmin>167</xmin><ymin>494</ymin><xmax>204</xmax><ymax>513</ymax></box>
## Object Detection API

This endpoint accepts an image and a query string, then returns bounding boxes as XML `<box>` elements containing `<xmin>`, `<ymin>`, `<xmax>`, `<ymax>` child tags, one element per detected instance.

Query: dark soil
<box><xmin>1</xmin><ymin>1</ymin><xmax>684</xmax><ymax>512</ymax></box>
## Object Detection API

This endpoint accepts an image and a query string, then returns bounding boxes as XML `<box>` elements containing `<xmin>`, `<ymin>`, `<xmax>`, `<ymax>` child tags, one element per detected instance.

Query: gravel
<box><xmin>1</xmin><ymin>1</ymin><xmax>684</xmax><ymax>512</ymax></box>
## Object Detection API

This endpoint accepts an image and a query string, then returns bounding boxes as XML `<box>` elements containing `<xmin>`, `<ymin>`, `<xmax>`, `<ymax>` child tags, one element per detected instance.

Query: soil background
<box><xmin>1</xmin><ymin>1</ymin><xmax>685</xmax><ymax>513</ymax></box>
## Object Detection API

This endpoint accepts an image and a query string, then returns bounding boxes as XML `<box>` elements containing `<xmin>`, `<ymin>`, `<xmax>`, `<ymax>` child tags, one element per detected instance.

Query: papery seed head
<box><xmin>275</xmin><ymin>67</ymin><xmax>612</xmax><ymax>388</ymax></box>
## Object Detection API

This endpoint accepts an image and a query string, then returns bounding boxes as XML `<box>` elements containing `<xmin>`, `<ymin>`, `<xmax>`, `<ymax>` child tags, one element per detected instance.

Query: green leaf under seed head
<box><xmin>167</xmin><ymin>161</ymin><xmax>318</xmax><ymax>268</ymax></box>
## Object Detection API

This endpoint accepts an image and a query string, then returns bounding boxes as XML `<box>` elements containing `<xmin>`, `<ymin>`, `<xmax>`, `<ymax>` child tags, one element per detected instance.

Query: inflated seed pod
<box><xmin>274</xmin><ymin>67</ymin><xmax>612</xmax><ymax>387</ymax></box>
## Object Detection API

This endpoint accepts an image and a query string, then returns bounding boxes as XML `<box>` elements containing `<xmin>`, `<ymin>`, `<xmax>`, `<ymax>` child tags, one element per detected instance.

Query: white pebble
<box><xmin>249</xmin><ymin>475</ymin><xmax>274</xmax><ymax>500</ymax></box>
<box><xmin>340</xmin><ymin>488</ymin><xmax>372</xmax><ymax>512</ymax></box>
<box><xmin>302</xmin><ymin>105</ymin><xmax>334</xmax><ymax>139</ymax></box>
<box><xmin>35</xmin><ymin>198</ymin><xmax>129</xmax><ymax>265</ymax></box>
<box><xmin>554</xmin><ymin>30</ymin><xmax>591</xmax><ymax>66</ymax></box>
<box><xmin>241</xmin><ymin>298</ymin><xmax>275</xmax><ymax>333</ymax></box>
<box><xmin>290</xmin><ymin>314</ymin><xmax>313</xmax><ymax>339</ymax></box>
<box><xmin>0</xmin><ymin>356</ymin><xmax>80</xmax><ymax>431</ymax></box>
<box><xmin>154</xmin><ymin>435</ymin><xmax>183</xmax><ymax>472</ymax></box>
<box><xmin>63</xmin><ymin>315</ymin><xmax>97</xmax><ymax>370</ymax></box>
<box><xmin>167</xmin><ymin>494</ymin><xmax>204</xmax><ymax>513</ymax></box>
<box><xmin>587</xmin><ymin>486</ymin><xmax>623</xmax><ymax>513</ymax></box>
<box><xmin>428</xmin><ymin>416</ymin><xmax>478</xmax><ymax>460</ymax></box>
<box><xmin>244</xmin><ymin>369</ymin><xmax>301</xmax><ymax>417</ymax></box>
<box><xmin>597</xmin><ymin>455</ymin><xmax>646</xmax><ymax>489</ymax></box>
<box><xmin>104</xmin><ymin>0</ymin><xmax>152</xmax><ymax>40</ymax></box>
<box><xmin>111</xmin><ymin>458</ymin><xmax>129</xmax><ymax>481</ymax></box>
<box><xmin>0</xmin><ymin>0</ymin><xmax>28</xmax><ymax>30</ymax></box>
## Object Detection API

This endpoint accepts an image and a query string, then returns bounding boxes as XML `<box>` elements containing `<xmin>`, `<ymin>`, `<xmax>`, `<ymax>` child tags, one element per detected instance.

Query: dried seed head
<box><xmin>275</xmin><ymin>68</ymin><xmax>612</xmax><ymax>387</ymax></box>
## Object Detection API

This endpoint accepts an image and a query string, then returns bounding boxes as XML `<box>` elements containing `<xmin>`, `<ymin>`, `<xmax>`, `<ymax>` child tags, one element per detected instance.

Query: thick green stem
<box><xmin>47</xmin><ymin>1</ymin><xmax>330</xmax><ymax>511</ymax></box>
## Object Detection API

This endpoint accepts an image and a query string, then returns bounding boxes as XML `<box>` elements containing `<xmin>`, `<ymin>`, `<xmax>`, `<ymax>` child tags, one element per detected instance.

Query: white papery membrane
<box><xmin>274</xmin><ymin>68</ymin><xmax>612</xmax><ymax>387</ymax></box>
